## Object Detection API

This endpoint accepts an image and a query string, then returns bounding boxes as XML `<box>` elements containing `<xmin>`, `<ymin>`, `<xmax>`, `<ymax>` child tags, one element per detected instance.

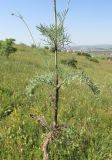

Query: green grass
<box><xmin>0</xmin><ymin>45</ymin><xmax>112</xmax><ymax>159</ymax></box>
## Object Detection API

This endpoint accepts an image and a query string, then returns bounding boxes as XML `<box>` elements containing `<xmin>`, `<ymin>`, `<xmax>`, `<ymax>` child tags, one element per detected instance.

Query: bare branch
<box><xmin>30</xmin><ymin>114</ymin><xmax>50</xmax><ymax>131</ymax></box>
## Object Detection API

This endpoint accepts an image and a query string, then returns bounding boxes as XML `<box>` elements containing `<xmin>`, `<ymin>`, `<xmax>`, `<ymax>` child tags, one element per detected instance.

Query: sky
<box><xmin>0</xmin><ymin>0</ymin><xmax>112</xmax><ymax>46</ymax></box>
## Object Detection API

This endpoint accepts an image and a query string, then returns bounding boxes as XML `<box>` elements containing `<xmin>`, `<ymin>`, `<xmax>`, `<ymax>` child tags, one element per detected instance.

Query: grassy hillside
<box><xmin>0</xmin><ymin>45</ymin><xmax>112</xmax><ymax>160</ymax></box>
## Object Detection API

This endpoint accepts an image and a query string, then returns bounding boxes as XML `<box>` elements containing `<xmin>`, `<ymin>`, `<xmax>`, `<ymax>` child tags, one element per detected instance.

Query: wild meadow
<box><xmin>0</xmin><ymin>44</ymin><xmax>112</xmax><ymax>159</ymax></box>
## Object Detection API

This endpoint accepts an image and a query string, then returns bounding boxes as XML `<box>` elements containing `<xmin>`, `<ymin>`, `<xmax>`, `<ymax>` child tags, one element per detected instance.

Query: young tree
<box><xmin>37</xmin><ymin>0</ymin><xmax>71</xmax><ymax>128</ymax></box>
<box><xmin>26</xmin><ymin>1</ymin><xmax>100</xmax><ymax>159</ymax></box>
<box><xmin>0</xmin><ymin>39</ymin><xmax>17</xmax><ymax>58</ymax></box>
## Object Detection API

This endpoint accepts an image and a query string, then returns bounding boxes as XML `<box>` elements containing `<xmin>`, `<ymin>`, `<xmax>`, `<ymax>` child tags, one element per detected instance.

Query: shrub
<box><xmin>31</xmin><ymin>44</ymin><xmax>36</xmax><ymax>48</ymax></box>
<box><xmin>87</xmin><ymin>57</ymin><xmax>99</xmax><ymax>63</ymax></box>
<box><xmin>76</xmin><ymin>51</ymin><xmax>91</xmax><ymax>58</ymax></box>
<box><xmin>61</xmin><ymin>58</ymin><xmax>78</xmax><ymax>68</ymax></box>
<box><xmin>84</xmin><ymin>52</ymin><xmax>91</xmax><ymax>57</ymax></box>
<box><xmin>76</xmin><ymin>51</ymin><xmax>82</xmax><ymax>55</ymax></box>
<box><xmin>44</xmin><ymin>46</ymin><xmax>49</xmax><ymax>50</ymax></box>
<box><xmin>49</xmin><ymin>47</ymin><xmax>55</xmax><ymax>53</ymax></box>
<box><xmin>50</xmin><ymin>47</ymin><xmax>61</xmax><ymax>53</ymax></box>
<box><xmin>107</xmin><ymin>56</ymin><xmax>112</xmax><ymax>61</ymax></box>
<box><xmin>0</xmin><ymin>43</ymin><xmax>1</xmax><ymax>53</ymax></box>
<box><xmin>0</xmin><ymin>39</ymin><xmax>17</xmax><ymax>58</ymax></box>
<box><xmin>76</xmin><ymin>51</ymin><xmax>99</xmax><ymax>63</ymax></box>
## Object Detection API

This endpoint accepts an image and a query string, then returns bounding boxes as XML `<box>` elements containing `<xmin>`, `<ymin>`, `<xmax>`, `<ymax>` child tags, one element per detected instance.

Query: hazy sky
<box><xmin>0</xmin><ymin>0</ymin><xmax>112</xmax><ymax>45</ymax></box>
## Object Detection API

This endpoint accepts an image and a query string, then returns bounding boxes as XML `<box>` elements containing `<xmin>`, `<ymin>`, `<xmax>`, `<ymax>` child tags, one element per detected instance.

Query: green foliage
<box><xmin>0</xmin><ymin>38</ymin><xmax>17</xmax><ymax>58</ymax></box>
<box><xmin>31</xmin><ymin>44</ymin><xmax>36</xmax><ymax>48</ymax></box>
<box><xmin>44</xmin><ymin>46</ymin><xmax>49</xmax><ymax>50</ymax></box>
<box><xmin>80</xmin><ymin>71</ymin><xmax>100</xmax><ymax>94</ymax></box>
<box><xmin>87</xmin><ymin>56</ymin><xmax>99</xmax><ymax>63</ymax></box>
<box><xmin>107</xmin><ymin>56</ymin><xmax>112</xmax><ymax>61</ymax></box>
<box><xmin>75</xmin><ymin>51</ymin><xmax>82</xmax><ymax>55</ymax></box>
<box><xmin>36</xmin><ymin>6</ymin><xmax>71</xmax><ymax>50</ymax></box>
<box><xmin>49</xmin><ymin>124</ymin><xmax>112</xmax><ymax>160</ymax></box>
<box><xmin>37</xmin><ymin>24</ymin><xmax>70</xmax><ymax>50</ymax></box>
<box><xmin>61</xmin><ymin>58</ymin><xmax>78</xmax><ymax>68</ymax></box>
<box><xmin>49</xmin><ymin>47</ymin><xmax>55</xmax><ymax>53</ymax></box>
<box><xmin>26</xmin><ymin>69</ymin><xmax>100</xmax><ymax>97</ymax></box>
<box><xmin>49</xmin><ymin>47</ymin><xmax>61</xmax><ymax>53</ymax></box>
<box><xmin>26</xmin><ymin>72</ymin><xmax>55</xmax><ymax>97</ymax></box>
<box><xmin>77</xmin><ymin>51</ymin><xmax>91</xmax><ymax>58</ymax></box>
<box><xmin>76</xmin><ymin>52</ymin><xmax>99</xmax><ymax>63</ymax></box>
<box><xmin>0</xmin><ymin>40</ymin><xmax>2</xmax><ymax>49</ymax></box>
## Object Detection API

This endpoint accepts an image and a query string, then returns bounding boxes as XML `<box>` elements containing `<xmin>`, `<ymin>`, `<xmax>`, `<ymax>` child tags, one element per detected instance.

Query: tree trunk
<box><xmin>53</xmin><ymin>0</ymin><xmax>59</xmax><ymax>128</ymax></box>
<box><xmin>54</xmin><ymin>73</ymin><xmax>59</xmax><ymax>127</ymax></box>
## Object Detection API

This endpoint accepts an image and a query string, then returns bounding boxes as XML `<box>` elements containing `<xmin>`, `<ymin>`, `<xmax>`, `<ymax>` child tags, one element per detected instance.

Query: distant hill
<box><xmin>70</xmin><ymin>44</ymin><xmax>112</xmax><ymax>54</ymax></box>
